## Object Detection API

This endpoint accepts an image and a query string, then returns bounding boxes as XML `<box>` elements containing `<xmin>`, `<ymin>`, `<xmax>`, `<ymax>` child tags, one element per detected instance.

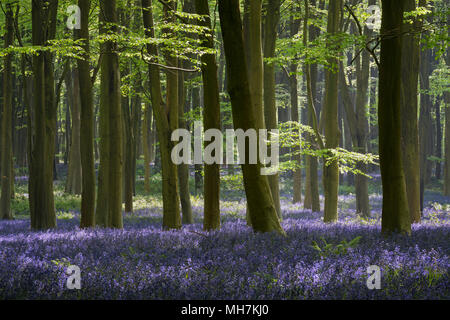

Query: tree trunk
<box><xmin>322</xmin><ymin>0</ymin><xmax>342</xmax><ymax>223</ymax></box>
<box><xmin>143</xmin><ymin>102</ymin><xmax>152</xmax><ymax>193</ymax></box>
<box><xmin>177</xmin><ymin>61</ymin><xmax>193</xmax><ymax>225</ymax></box>
<box><xmin>444</xmin><ymin>92</ymin><xmax>450</xmax><ymax>195</ymax></box>
<box><xmin>419</xmin><ymin>46</ymin><xmax>434</xmax><ymax>213</ymax></box>
<box><xmin>196</xmin><ymin>0</ymin><xmax>221</xmax><ymax>230</ymax></box>
<box><xmin>29</xmin><ymin>0</ymin><xmax>58</xmax><ymax>230</ymax></box>
<box><xmin>77</xmin><ymin>0</ymin><xmax>96</xmax><ymax>228</ymax></box>
<box><xmin>65</xmin><ymin>68</ymin><xmax>82</xmax><ymax>195</ymax></box>
<box><xmin>162</xmin><ymin>0</ymin><xmax>182</xmax><ymax>229</ymax></box>
<box><xmin>122</xmin><ymin>91</ymin><xmax>134</xmax><ymax>213</ymax></box>
<box><xmin>120</xmin><ymin>7</ymin><xmax>134</xmax><ymax>214</ymax></box>
<box><xmin>142</xmin><ymin>0</ymin><xmax>181</xmax><ymax>230</ymax></box>
<box><xmin>0</xmin><ymin>3</ymin><xmax>14</xmax><ymax>220</ymax></box>
<box><xmin>218</xmin><ymin>0</ymin><xmax>285</xmax><ymax>235</ymax></box>
<box><xmin>289</xmin><ymin>14</ymin><xmax>302</xmax><ymax>204</ymax></box>
<box><xmin>400</xmin><ymin>0</ymin><xmax>421</xmax><ymax>223</ymax></box>
<box><xmin>379</xmin><ymin>0</ymin><xmax>411</xmax><ymax>234</ymax></box>
<box><xmin>353</xmin><ymin>0</ymin><xmax>373</xmax><ymax>218</ymax></box>
<box><xmin>303</xmin><ymin>1</ymin><xmax>321</xmax><ymax>213</ymax></box>
<box><xmin>435</xmin><ymin>99</ymin><xmax>442</xmax><ymax>180</ymax></box>
<box><xmin>444</xmin><ymin>24</ymin><xmax>450</xmax><ymax>196</ymax></box>
<box><xmin>96</xmin><ymin>0</ymin><xmax>123</xmax><ymax>228</ymax></box>
<box><xmin>263</xmin><ymin>0</ymin><xmax>282</xmax><ymax>218</ymax></box>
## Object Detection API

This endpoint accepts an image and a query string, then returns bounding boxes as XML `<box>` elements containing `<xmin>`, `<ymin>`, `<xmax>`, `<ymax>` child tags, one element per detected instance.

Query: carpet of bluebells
<box><xmin>0</xmin><ymin>190</ymin><xmax>449</xmax><ymax>299</ymax></box>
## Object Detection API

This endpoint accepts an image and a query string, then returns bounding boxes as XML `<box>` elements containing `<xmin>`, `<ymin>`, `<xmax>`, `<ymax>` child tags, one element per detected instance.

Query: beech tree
<box><xmin>288</xmin><ymin>9</ymin><xmax>302</xmax><ymax>205</ymax></box>
<box><xmin>303</xmin><ymin>0</ymin><xmax>321</xmax><ymax>213</ymax></box>
<box><xmin>400</xmin><ymin>0</ymin><xmax>421</xmax><ymax>223</ymax></box>
<box><xmin>218</xmin><ymin>0</ymin><xmax>285</xmax><ymax>235</ymax></box>
<box><xmin>65</xmin><ymin>66</ymin><xmax>82</xmax><ymax>195</ymax></box>
<box><xmin>96</xmin><ymin>0</ymin><xmax>123</xmax><ymax>228</ymax></box>
<box><xmin>142</xmin><ymin>0</ymin><xmax>181</xmax><ymax>230</ymax></box>
<box><xmin>29</xmin><ymin>0</ymin><xmax>58</xmax><ymax>230</ymax></box>
<box><xmin>379</xmin><ymin>0</ymin><xmax>411</xmax><ymax>234</ymax></box>
<box><xmin>195</xmin><ymin>0</ymin><xmax>221</xmax><ymax>230</ymax></box>
<box><xmin>263</xmin><ymin>0</ymin><xmax>282</xmax><ymax>219</ymax></box>
<box><xmin>323</xmin><ymin>0</ymin><xmax>342</xmax><ymax>223</ymax></box>
<box><xmin>445</xmin><ymin>14</ymin><xmax>450</xmax><ymax>196</ymax></box>
<box><xmin>0</xmin><ymin>2</ymin><xmax>14</xmax><ymax>221</ymax></box>
<box><xmin>77</xmin><ymin>0</ymin><xmax>96</xmax><ymax>228</ymax></box>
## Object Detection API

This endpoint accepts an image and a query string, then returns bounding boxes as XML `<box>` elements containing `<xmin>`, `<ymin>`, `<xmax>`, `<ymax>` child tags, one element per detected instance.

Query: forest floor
<box><xmin>0</xmin><ymin>167</ymin><xmax>449</xmax><ymax>299</ymax></box>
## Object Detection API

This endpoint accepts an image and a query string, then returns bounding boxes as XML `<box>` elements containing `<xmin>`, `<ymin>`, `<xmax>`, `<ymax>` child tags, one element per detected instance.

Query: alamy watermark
<box><xmin>366</xmin><ymin>5</ymin><xmax>381</xmax><ymax>30</ymax></box>
<box><xmin>66</xmin><ymin>5</ymin><xmax>81</xmax><ymax>30</ymax></box>
<box><xmin>67</xmin><ymin>4</ymin><xmax>381</xmax><ymax>31</ymax></box>
<box><xmin>66</xmin><ymin>265</ymin><xmax>81</xmax><ymax>290</ymax></box>
<box><xmin>366</xmin><ymin>265</ymin><xmax>381</xmax><ymax>290</ymax></box>
<box><xmin>171</xmin><ymin>122</ymin><xmax>279</xmax><ymax>176</ymax></box>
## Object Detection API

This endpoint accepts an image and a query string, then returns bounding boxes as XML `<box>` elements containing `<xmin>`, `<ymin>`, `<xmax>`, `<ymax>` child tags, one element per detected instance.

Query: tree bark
<box><xmin>77</xmin><ymin>0</ymin><xmax>96</xmax><ymax>228</ymax></box>
<box><xmin>435</xmin><ymin>99</ymin><xmax>442</xmax><ymax>180</ymax></box>
<box><xmin>65</xmin><ymin>67</ymin><xmax>82</xmax><ymax>195</ymax></box>
<box><xmin>218</xmin><ymin>0</ymin><xmax>285</xmax><ymax>235</ymax></box>
<box><xmin>444</xmin><ymin>21</ymin><xmax>450</xmax><ymax>196</ymax></box>
<box><xmin>379</xmin><ymin>0</ymin><xmax>411</xmax><ymax>234</ymax></box>
<box><xmin>96</xmin><ymin>0</ymin><xmax>123</xmax><ymax>228</ymax></box>
<box><xmin>263</xmin><ymin>0</ymin><xmax>282</xmax><ymax>219</ymax></box>
<box><xmin>196</xmin><ymin>0</ymin><xmax>221</xmax><ymax>230</ymax></box>
<box><xmin>177</xmin><ymin>61</ymin><xmax>193</xmax><ymax>225</ymax></box>
<box><xmin>0</xmin><ymin>3</ymin><xmax>15</xmax><ymax>220</ymax></box>
<box><xmin>419</xmin><ymin>46</ymin><xmax>434</xmax><ymax>213</ymax></box>
<box><xmin>142</xmin><ymin>0</ymin><xmax>181</xmax><ymax>230</ymax></box>
<box><xmin>122</xmin><ymin>90</ymin><xmax>134</xmax><ymax>213</ymax></box>
<box><xmin>400</xmin><ymin>0</ymin><xmax>421</xmax><ymax>223</ymax></box>
<box><xmin>289</xmin><ymin>14</ymin><xmax>302</xmax><ymax>204</ymax></box>
<box><xmin>29</xmin><ymin>0</ymin><xmax>58</xmax><ymax>230</ymax></box>
<box><xmin>323</xmin><ymin>0</ymin><xmax>342</xmax><ymax>223</ymax></box>
<box><xmin>143</xmin><ymin>102</ymin><xmax>152</xmax><ymax>193</ymax></box>
<box><xmin>353</xmin><ymin>0</ymin><xmax>373</xmax><ymax>218</ymax></box>
<box><xmin>445</xmin><ymin>92</ymin><xmax>450</xmax><ymax>195</ymax></box>
<box><xmin>303</xmin><ymin>0</ymin><xmax>321</xmax><ymax>213</ymax></box>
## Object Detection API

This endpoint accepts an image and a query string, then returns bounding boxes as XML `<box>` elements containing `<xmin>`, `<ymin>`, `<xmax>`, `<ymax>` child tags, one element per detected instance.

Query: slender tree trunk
<box><xmin>65</xmin><ymin>95</ymin><xmax>71</xmax><ymax>165</ymax></box>
<box><xmin>289</xmin><ymin>14</ymin><xmax>302</xmax><ymax>204</ymax></box>
<box><xmin>435</xmin><ymin>99</ymin><xmax>442</xmax><ymax>180</ymax></box>
<box><xmin>0</xmin><ymin>3</ymin><xmax>15</xmax><ymax>220</ymax></box>
<box><xmin>400</xmin><ymin>0</ymin><xmax>421</xmax><ymax>223</ymax></box>
<box><xmin>162</xmin><ymin>0</ymin><xmax>182</xmax><ymax>229</ymax></box>
<box><xmin>353</xmin><ymin>0</ymin><xmax>373</xmax><ymax>217</ymax></box>
<box><xmin>444</xmin><ymin>27</ymin><xmax>450</xmax><ymax>196</ymax></box>
<box><xmin>244</xmin><ymin>0</ymin><xmax>274</xmax><ymax>223</ymax></box>
<box><xmin>143</xmin><ymin>102</ymin><xmax>152</xmax><ymax>193</ymax></box>
<box><xmin>120</xmin><ymin>7</ymin><xmax>134</xmax><ymax>214</ymax></box>
<box><xmin>379</xmin><ymin>0</ymin><xmax>411</xmax><ymax>234</ymax></box>
<box><xmin>196</xmin><ymin>0</ymin><xmax>221</xmax><ymax>230</ymax></box>
<box><xmin>193</xmin><ymin>87</ymin><xmax>203</xmax><ymax>196</ymax></box>
<box><xmin>65</xmin><ymin>68</ymin><xmax>82</xmax><ymax>195</ymax></box>
<box><xmin>303</xmin><ymin>0</ymin><xmax>321</xmax><ymax>213</ymax></box>
<box><xmin>30</xmin><ymin>0</ymin><xmax>58</xmax><ymax>230</ymax></box>
<box><xmin>419</xmin><ymin>46</ymin><xmax>434</xmax><ymax>213</ymax></box>
<box><xmin>249</xmin><ymin>0</ymin><xmax>264</xmax><ymax>131</ymax></box>
<box><xmin>322</xmin><ymin>0</ymin><xmax>342</xmax><ymax>223</ymax></box>
<box><xmin>218</xmin><ymin>0</ymin><xmax>285</xmax><ymax>235</ymax></box>
<box><xmin>123</xmin><ymin>91</ymin><xmax>134</xmax><ymax>213</ymax></box>
<box><xmin>444</xmin><ymin>93</ymin><xmax>450</xmax><ymax>195</ymax></box>
<box><xmin>263</xmin><ymin>0</ymin><xmax>282</xmax><ymax>219</ymax></box>
<box><xmin>96</xmin><ymin>0</ymin><xmax>123</xmax><ymax>228</ymax></box>
<box><xmin>77</xmin><ymin>0</ymin><xmax>96</xmax><ymax>228</ymax></box>
<box><xmin>132</xmin><ymin>93</ymin><xmax>141</xmax><ymax>196</ymax></box>
<box><xmin>142</xmin><ymin>0</ymin><xmax>181</xmax><ymax>230</ymax></box>
<box><xmin>177</xmin><ymin>61</ymin><xmax>193</xmax><ymax>225</ymax></box>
